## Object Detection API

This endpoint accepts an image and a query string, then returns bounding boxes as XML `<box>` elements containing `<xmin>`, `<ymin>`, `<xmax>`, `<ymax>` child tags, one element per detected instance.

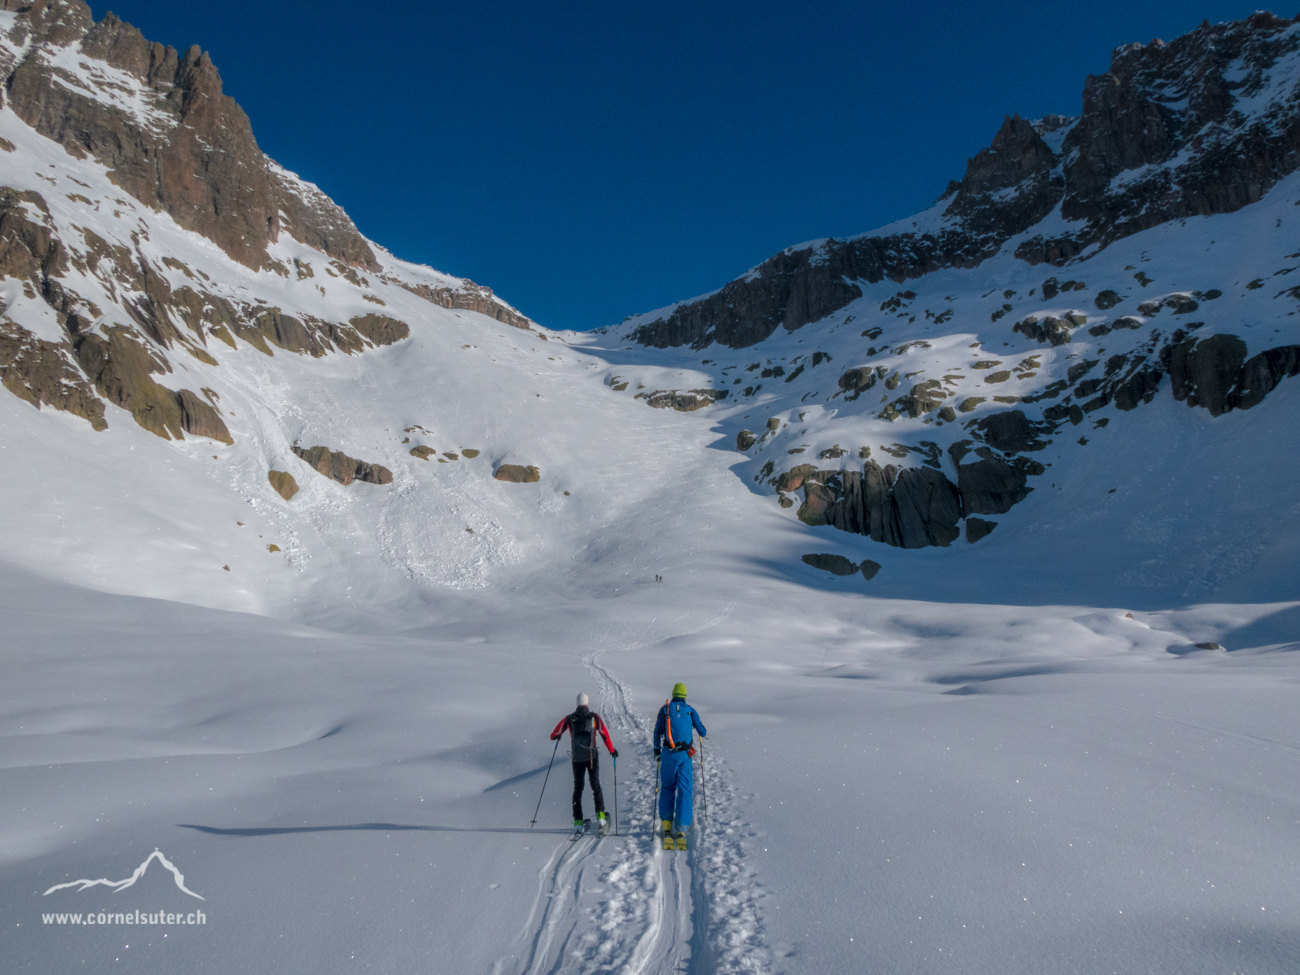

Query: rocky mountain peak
<box><xmin>955</xmin><ymin>114</ymin><xmax>1055</xmax><ymax>198</ymax></box>
<box><xmin>625</xmin><ymin>10</ymin><xmax>1300</xmax><ymax>351</ymax></box>
<box><xmin>0</xmin><ymin>0</ymin><xmax>377</xmax><ymax>271</ymax></box>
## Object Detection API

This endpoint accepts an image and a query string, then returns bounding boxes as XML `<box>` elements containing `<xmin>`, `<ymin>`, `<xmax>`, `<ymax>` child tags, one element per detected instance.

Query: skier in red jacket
<box><xmin>550</xmin><ymin>693</ymin><xmax>618</xmax><ymax>833</ymax></box>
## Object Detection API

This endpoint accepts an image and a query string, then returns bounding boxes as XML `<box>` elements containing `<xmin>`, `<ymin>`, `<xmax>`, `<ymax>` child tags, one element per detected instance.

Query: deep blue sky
<box><xmin>102</xmin><ymin>0</ymin><xmax>1275</xmax><ymax>329</ymax></box>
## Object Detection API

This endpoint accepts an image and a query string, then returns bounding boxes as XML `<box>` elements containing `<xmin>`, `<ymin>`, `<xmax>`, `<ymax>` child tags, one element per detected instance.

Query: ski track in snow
<box><xmin>495</xmin><ymin>598</ymin><xmax>772</xmax><ymax>975</ymax></box>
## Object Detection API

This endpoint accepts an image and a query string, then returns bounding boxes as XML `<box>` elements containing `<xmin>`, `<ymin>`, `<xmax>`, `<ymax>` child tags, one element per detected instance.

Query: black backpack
<box><xmin>568</xmin><ymin>709</ymin><xmax>597</xmax><ymax>763</ymax></box>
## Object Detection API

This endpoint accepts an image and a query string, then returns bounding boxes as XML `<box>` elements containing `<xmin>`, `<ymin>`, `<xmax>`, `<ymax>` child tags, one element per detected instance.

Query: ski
<box><xmin>570</xmin><ymin>819</ymin><xmax>592</xmax><ymax>841</ymax></box>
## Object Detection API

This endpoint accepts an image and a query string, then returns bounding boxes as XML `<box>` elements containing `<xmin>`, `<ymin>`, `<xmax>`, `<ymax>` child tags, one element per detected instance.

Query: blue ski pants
<box><xmin>658</xmin><ymin>748</ymin><xmax>694</xmax><ymax>827</ymax></box>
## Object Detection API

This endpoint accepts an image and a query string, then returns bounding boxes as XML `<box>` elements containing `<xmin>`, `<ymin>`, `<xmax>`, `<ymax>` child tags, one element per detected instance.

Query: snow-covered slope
<box><xmin>0</xmin><ymin>4</ymin><xmax>1298</xmax><ymax>975</ymax></box>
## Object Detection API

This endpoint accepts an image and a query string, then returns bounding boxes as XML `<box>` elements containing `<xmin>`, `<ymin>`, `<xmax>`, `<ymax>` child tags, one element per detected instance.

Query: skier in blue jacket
<box><xmin>653</xmin><ymin>682</ymin><xmax>707</xmax><ymax>849</ymax></box>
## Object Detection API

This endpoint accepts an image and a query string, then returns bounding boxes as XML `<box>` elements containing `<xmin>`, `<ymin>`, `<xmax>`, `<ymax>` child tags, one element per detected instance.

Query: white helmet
<box><xmin>576</xmin><ymin>692</ymin><xmax>589</xmax><ymax>707</ymax></box>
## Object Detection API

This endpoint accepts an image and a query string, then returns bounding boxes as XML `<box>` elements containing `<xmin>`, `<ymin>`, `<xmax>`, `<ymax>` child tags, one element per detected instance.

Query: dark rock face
<box><xmin>786</xmin><ymin>444</ymin><xmax>1042</xmax><ymax>548</ymax></box>
<box><xmin>1232</xmin><ymin>344</ymin><xmax>1300</xmax><ymax>410</ymax></box>
<box><xmin>957</xmin><ymin>458</ymin><xmax>1032</xmax><ymax>515</ymax></box>
<box><xmin>1044</xmin><ymin>330</ymin><xmax>1300</xmax><ymax>419</ymax></box>
<box><xmin>966</xmin><ymin>518</ymin><xmax>997</xmax><ymax>543</ymax></box>
<box><xmin>797</xmin><ymin>461</ymin><xmax>962</xmax><ymax>549</ymax></box>
<box><xmin>972</xmin><ymin>410</ymin><xmax>1049</xmax><ymax>453</ymax></box>
<box><xmin>801</xmin><ymin>553</ymin><xmax>858</xmax><ymax>576</ymax></box>
<box><xmin>942</xmin><ymin>114</ymin><xmax>1064</xmax><ymax>239</ymax></box>
<box><xmin>628</xmin><ymin>12</ymin><xmax>1300</xmax><ymax>349</ymax></box>
<box><xmin>292</xmin><ymin>445</ymin><xmax>392</xmax><ymax>486</ymax></box>
<box><xmin>1014</xmin><ymin>315</ymin><xmax>1076</xmax><ymax>346</ymax></box>
<box><xmin>736</xmin><ymin>430</ymin><xmax>756</xmax><ymax>451</ymax></box>
<box><xmin>1166</xmin><ymin>333</ymin><xmax>1247</xmax><ymax>416</ymax></box>
<box><xmin>1</xmin><ymin>0</ymin><xmax>376</xmax><ymax>271</ymax></box>
<box><xmin>494</xmin><ymin>464</ymin><xmax>540</xmax><ymax>483</ymax></box>
<box><xmin>1057</xmin><ymin>14</ymin><xmax>1300</xmax><ymax>245</ymax></box>
<box><xmin>629</xmin><ymin>230</ymin><xmax>1006</xmax><ymax>350</ymax></box>
<box><xmin>859</xmin><ymin>559</ymin><xmax>881</xmax><ymax>580</ymax></box>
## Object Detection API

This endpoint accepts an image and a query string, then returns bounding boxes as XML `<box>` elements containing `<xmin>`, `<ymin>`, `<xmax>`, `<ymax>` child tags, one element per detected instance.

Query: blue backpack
<box><xmin>664</xmin><ymin>699</ymin><xmax>695</xmax><ymax>754</ymax></box>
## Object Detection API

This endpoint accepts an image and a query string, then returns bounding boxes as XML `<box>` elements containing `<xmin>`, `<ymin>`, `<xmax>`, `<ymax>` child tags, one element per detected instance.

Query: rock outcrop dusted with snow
<box><xmin>0</xmin><ymin>0</ymin><xmax>375</xmax><ymax>271</ymax></box>
<box><xmin>292</xmin><ymin>445</ymin><xmax>392</xmax><ymax>486</ymax></box>
<box><xmin>627</xmin><ymin>13</ymin><xmax>1300</xmax><ymax>351</ymax></box>
<box><xmin>0</xmin><ymin>0</ymin><xmax>541</xmax><ymax>449</ymax></box>
<box><xmin>494</xmin><ymin>464</ymin><xmax>540</xmax><ymax>483</ymax></box>
<box><xmin>608</xmin><ymin>11</ymin><xmax>1300</xmax><ymax>555</ymax></box>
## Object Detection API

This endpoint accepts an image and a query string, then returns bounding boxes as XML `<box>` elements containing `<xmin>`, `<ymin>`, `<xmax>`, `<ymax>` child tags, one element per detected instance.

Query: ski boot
<box><xmin>662</xmin><ymin>819</ymin><xmax>674</xmax><ymax>850</ymax></box>
<box><xmin>674</xmin><ymin>827</ymin><xmax>688</xmax><ymax>851</ymax></box>
<box><xmin>570</xmin><ymin>818</ymin><xmax>587</xmax><ymax>840</ymax></box>
<box><xmin>597</xmin><ymin>811</ymin><xmax>610</xmax><ymax>835</ymax></box>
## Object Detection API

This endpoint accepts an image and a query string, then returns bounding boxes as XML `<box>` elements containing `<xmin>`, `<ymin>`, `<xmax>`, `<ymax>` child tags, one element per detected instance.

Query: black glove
<box><xmin>611</xmin><ymin>749</ymin><xmax>619</xmax><ymax>758</ymax></box>
<box><xmin>654</xmin><ymin>747</ymin><xmax>661</xmax><ymax>758</ymax></box>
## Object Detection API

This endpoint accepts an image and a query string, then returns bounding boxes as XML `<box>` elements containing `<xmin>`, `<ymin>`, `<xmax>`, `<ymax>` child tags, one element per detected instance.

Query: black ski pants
<box><xmin>572</xmin><ymin>760</ymin><xmax>605</xmax><ymax>820</ymax></box>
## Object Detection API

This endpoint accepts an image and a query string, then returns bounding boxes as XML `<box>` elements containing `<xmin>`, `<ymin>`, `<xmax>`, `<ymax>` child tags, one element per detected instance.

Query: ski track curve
<box><xmin>493</xmin><ymin>599</ymin><xmax>773</xmax><ymax>975</ymax></box>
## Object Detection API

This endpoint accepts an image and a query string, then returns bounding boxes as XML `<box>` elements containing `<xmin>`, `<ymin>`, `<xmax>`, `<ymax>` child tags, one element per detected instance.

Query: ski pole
<box><xmin>613</xmin><ymin>755</ymin><xmax>618</xmax><ymax>836</ymax></box>
<box><xmin>654</xmin><ymin>755</ymin><xmax>661</xmax><ymax>840</ymax></box>
<box><xmin>699</xmin><ymin>737</ymin><xmax>707</xmax><ymax>828</ymax></box>
<box><xmin>531</xmin><ymin>736</ymin><xmax>561</xmax><ymax>828</ymax></box>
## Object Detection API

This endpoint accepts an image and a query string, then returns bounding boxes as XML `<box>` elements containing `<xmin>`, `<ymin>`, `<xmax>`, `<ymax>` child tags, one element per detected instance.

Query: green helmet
<box><xmin>671</xmin><ymin>682</ymin><xmax>687</xmax><ymax>699</ymax></box>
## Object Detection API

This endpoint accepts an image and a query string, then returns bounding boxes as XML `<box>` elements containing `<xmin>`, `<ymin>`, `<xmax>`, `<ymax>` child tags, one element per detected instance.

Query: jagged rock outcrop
<box><xmin>1232</xmin><ymin>344</ymin><xmax>1300</xmax><ymax>410</ymax></box>
<box><xmin>349</xmin><ymin>314</ymin><xmax>410</xmax><ymax>346</ymax></box>
<box><xmin>1018</xmin><ymin>327</ymin><xmax>1300</xmax><ymax>421</ymax></box>
<box><xmin>970</xmin><ymin>410</ymin><xmax>1051</xmax><ymax>453</ymax></box>
<box><xmin>629</xmin><ymin>230</ymin><xmax>1003</xmax><ymax>349</ymax></box>
<box><xmin>72</xmin><ymin>325</ymin><xmax>231</xmax><ymax>442</ymax></box>
<box><xmin>941</xmin><ymin>114</ymin><xmax>1064</xmax><ymax>239</ymax></box>
<box><xmin>634</xmin><ymin>388</ymin><xmax>728</xmax><ymax>411</ymax></box>
<box><xmin>0</xmin><ymin>321</ymin><xmax>105</xmax><ymax>428</ymax></box>
<box><xmin>628</xmin><ymin>12</ymin><xmax>1300</xmax><ymax>349</ymax></box>
<box><xmin>837</xmin><ymin>366</ymin><xmax>879</xmax><ymax>399</ymax></box>
<box><xmin>797</xmin><ymin>461</ymin><xmax>963</xmax><ymax>549</ymax></box>
<box><xmin>0</xmin><ymin>187</ymin><xmax>65</xmax><ymax>283</ymax></box>
<box><xmin>292</xmin><ymin>445</ymin><xmax>392</xmax><ymax>486</ymax></box>
<box><xmin>392</xmin><ymin>279</ymin><xmax>537</xmax><ymax>331</ymax></box>
<box><xmin>0</xmin><ymin>0</ymin><xmax>376</xmax><ymax>271</ymax></box>
<box><xmin>1052</xmin><ymin>13</ymin><xmax>1300</xmax><ymax>245</ymax></box>
<box><xmin>175</xmin><ymin>389</ymin><xmax>231</xmax><ymax>444</ymax></box>
<box><xmin>956</xmin><ymin>458</ymin><xmax>1033</xmax><ymax>515</ymax></box>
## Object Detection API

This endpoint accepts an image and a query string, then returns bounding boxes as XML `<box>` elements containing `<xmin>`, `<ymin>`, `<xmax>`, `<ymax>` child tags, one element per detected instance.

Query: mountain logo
<box><xmin>43</xmin><ymin>849</ymin><xmax>205</xmax><ymax>900</ymax></box>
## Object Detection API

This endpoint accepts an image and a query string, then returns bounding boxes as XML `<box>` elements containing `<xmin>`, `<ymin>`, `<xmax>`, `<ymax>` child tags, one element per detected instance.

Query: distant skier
<box><xmin>653</xmin><ymin>682</ymin><xmax>707</xmax><ymax>849</ymax></box>
<box><xmin>550</xmin><ymin>693</ymin><xmax>618</xmax><ymax>833</ymax></box>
